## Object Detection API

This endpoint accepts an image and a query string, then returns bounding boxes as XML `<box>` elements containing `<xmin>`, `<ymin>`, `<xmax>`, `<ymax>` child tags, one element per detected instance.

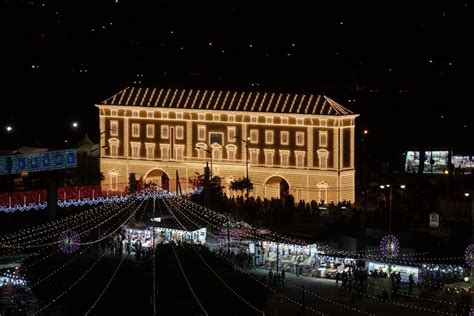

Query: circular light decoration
<box><xmin>218</xmin><ymin>225</ymin><xmax>240</xmax><ymax>249</ymax></box>
<box><xmin>464</xmin><ymin>244</ymin><xmax>474</xmax><ymax>268</ymax></box>
<box><xmin>380</xmin><ymin>235</ymin><xmax>400</xmax><ymax>258</ymax></box>
<box><xmin>58</xmin><ymin>231</ymin><xmax>80</xmax><ymax>253</ymax></box>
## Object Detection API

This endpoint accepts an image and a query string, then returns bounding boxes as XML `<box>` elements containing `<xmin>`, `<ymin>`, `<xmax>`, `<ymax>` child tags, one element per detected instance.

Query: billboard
<box><xmin>405</xmin><ymin>151</ymin><xmax>449</xmax><ymax>174</ymax></box>
<box><xmin>0</xmin><ymin>149</ymin><xmax>77</xmax><ymax>176</ymax></box>
<box><xmin>452</xmin><ymin>156</ymin><xmax>474</xmax><ymax>171</ymax></box>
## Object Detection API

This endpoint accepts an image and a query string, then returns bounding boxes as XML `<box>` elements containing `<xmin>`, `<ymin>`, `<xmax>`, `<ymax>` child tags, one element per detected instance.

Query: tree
<box><xmin>229</xmin><ymin>177</ymin><xmax>254</xmax><ymax>195</ymax></box>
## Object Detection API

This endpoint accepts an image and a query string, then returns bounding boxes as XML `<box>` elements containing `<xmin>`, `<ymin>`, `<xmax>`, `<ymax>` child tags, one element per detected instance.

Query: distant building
<box><xmin>97</xmin><ymin>87</ymin><xmax>358</xmax><ymax>203</ymax></box>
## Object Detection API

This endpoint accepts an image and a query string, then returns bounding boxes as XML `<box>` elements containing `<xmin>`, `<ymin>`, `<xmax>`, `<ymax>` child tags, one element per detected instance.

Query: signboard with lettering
<box><xmin>0</xmin><ymin>150</ymin><xmax>77</xmax><ymax>175</ymax></box>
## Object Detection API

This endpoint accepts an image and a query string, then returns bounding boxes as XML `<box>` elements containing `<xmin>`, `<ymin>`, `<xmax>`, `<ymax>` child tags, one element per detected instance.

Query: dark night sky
<box><xmin>0</xmin><ymin>0</ymin><xmax>472</xmax><ymax>162</ymax></box>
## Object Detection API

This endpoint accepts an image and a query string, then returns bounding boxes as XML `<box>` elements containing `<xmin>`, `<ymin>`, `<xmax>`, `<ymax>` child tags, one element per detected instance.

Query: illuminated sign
<box><xmin>0</xmin><ymin>150</ymin><xmax>77</xmax><ymax>175</ymax></box>
<box><xmin>405</xmin><ymin>151</ymin><xmax>449</xmax><ymax>174</ymax></box>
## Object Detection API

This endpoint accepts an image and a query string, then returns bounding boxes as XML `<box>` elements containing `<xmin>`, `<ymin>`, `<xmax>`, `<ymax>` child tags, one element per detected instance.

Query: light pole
<box><xmin>234</xmin><ymin>136</ymin><xmax>250</xmax><ymax>198</ymax></box>
<box><xmin>379</xmin><ymin>183</ymin><xmax>405</xmax><ymax>301</ymax></box>
<box><xmin>196</xmin><ymin>147</ymin><xmax>212</xmax><ymax>179</ymax></box>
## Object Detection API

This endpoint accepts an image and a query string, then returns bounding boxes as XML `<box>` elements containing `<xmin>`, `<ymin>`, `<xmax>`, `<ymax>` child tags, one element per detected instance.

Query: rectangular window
<box><xmin>176</xmin><ymin>126</ymin><xmax>184</xmax><ymax>139</ymax></box>
<box><xmin>198</xmin><ymin>113</ymin><xmax>205</xmax><ymax>120</ymax></box>
<box><xmin>147</xmin><ymin>111</ymin><xmax>154</xmax><ymax>118</ymax></box>
<box><xmin>227</xmin><ymin>126</ymin><xmax>236</xmax><ymax>142</ymax></box>
<box><xmin>297</xmin><ymin>118</ymin><xmax>304</xmax><ymax>125</ymax></box>
<box><xmin>319</xmin><ymin>156</ymin><xmax>328</xmax><ymax>169</ymax></box>
<box><xmin>264</xmin><ymin>150</ymin><xmax>274</xmax><ymax>166</ymax></box>
<box><xmin>296</xmin><ymin>131</ymin><xmax>305</xmax><ymax>146</ymax></box>
<box><xmin>160</xmin><ymin>145</ymin><xmax>170</xmax><ymax>160</ymax></box>
<box><xmin>161</xmin><ymin>125</ymin><xmax>169</xmax><ymax>139</ymax></box>
<box><xmin>250</xmin><ymin>150</ymin><xmax>259</xmax><ymax>165</ymax></box>
<box><xmin>146</xmin><ymin>124</ymin><xmax>154</xmax><ymax>138</ymax></box>
<box><xmin>319</xmin><ymin>131</ymin><xmax>328</xmax><ymax>147</ymax></box>
<box><xmin>146</xmin><ymin>144</ymin><xmax>155</xmax><ymax>159</ymax></box>
<box><xmin>132</xmin><ymin>110</ymin><xmax>139</xmax><ymax>117</ymax></box>
<box><xmin>251</xmin><ymin>116</ymin><xmax>258</xmax><ymax>123</ymax></box>
<box><xmin>161</xmin><ymin>112</ymin><xmax>168</xmax><ymax>119</ymax></box>
<box><xmin>296</xmin><ymin>152</ymin><xmax>305</xmax><ymax>168</ymax></box>
<box><xmin>131</xmin><ymin>143</ymin><xmax>141</xmax><ymax>158</ymax></box>
<box><xmin>320</xmin><ymin>119</ymin><xmax>327</xmax><ymax>127</ymax></box>
<box><xmin>176</xmin><ymin>112</ymin><xmax>183</xmax><ymax>120</ymax></box>
<box><xmin>250</xmin><ymin>129</ymin><xmax>259</xmax><ymax>143</ymax></box>
<box><xmin>109</xmin><ymin>140</ymin><xmax>119</xmax><ymax>157</ymax></box>
<box><xmin>111</xmin><ymin>109</ymin><xmax>118</xmax><ymax>116</ymax></box>
<box><xmin>110</xmin><ymin>120</ymin><xmax>119</xmax><ymax>136</ymax></box>
<box><xmin>228</xmin><ymin>115</ymin><xmax>235</xmax><ymax>122</ymax></box>
<box><xmin>265</xmin><ymin>130</ymin><xmax>274</xmax><ymax>144</ymax></box>
<box><xmin>280</xmin><ymin>131</ymin><xmax>289</xmax><ymax>145</ymax></box>
<box><xmin>266</xmin><ymin>117</ymin><xmax>273</xmax><ymax>124</ymax></box>
<box><xmin>213</xmin><ymin>114</ymin><xmax>220</xmax><ymax>121</ymax></box>
<box><xmin>131</xmin><ymin>124</ymin><xmax>140</xmax><ymax>137</ymax></box>
<box><xmin>281</xmin><ymin>117</ymin><xmax>288</xmax><ymax>125</ymax></box>
<box><xmin>279</xmin><ymin>150</ymin><xmax>289</xmax><ymax>167</ymax></box>
<box><xmin>198</xmin><ymin>125</ymin><xmax>206</xmax><ymax>141</ymax></box>
<box><xmin>175</xmin><ymin>146</ymin><xmax>184</xmax><ymax>161</ymax></box>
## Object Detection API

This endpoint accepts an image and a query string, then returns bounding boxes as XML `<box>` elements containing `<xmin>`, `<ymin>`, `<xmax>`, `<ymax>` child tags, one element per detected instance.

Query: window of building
<box><xmin>111</xmin><ymin>109</ymin><xmax>118</xmax><ymax>116</ymax></box>
<box><xmin>160</xmin><ymin>144</ymin><xmax>170</xmax><ymax>160</ymax></box>
<box><xmin>296</xmin><ymin>131</ymin><xmax>305</xmax><ymax>146</ymax></box>
<box><xmin>297</xmin><ymin>118</ymin><xmax>304</xmax><ymax>125</ymax></box>
<box><xmin>213</xmin><ymin>114</ymin><xmax>220</xmax><ymax>121</ymax></box>
<box><xmin>320</xmin><ymin>119</ymin><xmax>327</xmax><ymax>127</ymax></box>
<box><xmin>319</xmin><ymin>131</ymin><xmax>328</xmax><ymax>147</ymax></box>
<box><xmin>295</xmin><ymin>151</ymin><xmax>306</xmax><ymax>168</ymax></box>
<box><xmin>132</xmin><ymin>124</ymin><xmax>140</xmax><ymax>137</ymax></box>
<box><xmin>161</xmin><ymin>125</ymin><xmax>169</xmax><ymax>139</ymax></box>
<box><xmin>146</xmin><ymin>143</ymin><xmax>155</xmax><ymax>159</ymax></box>
<box><xmin>226</xmin><ymin>144</ymin><xmax>237</xmax><ymax>160</ymax></box>
<box><xmin>161</xmin><ymin>112</ymin><xmax>168</xmax><ymax>119</ymax></box>
<box><xmin>264</xmin><ymin>150</ymin><xmax>274</xmax><ymax>166</ymax></box>
<box><xmin>195</xmin><ymin>143</ymin><xmax>207</xmax><ymax>159</ymax></box>
<box><xmin>146</xmin><ymin>124</ymin><xmax>154</xmax><ymax>138</ymax></box>
<box><xmin>198</xmin><ymin>113</ymin><xmax>205</xmax><ymax>120</ymax></box>
<box><xmin>250</xmin><ymin>129</ymin><xmax>259</xmax><ymax>143</ymax></box>
<box><xmin>176</xmin><ymin>126</ymin><xmax>184</xmax><ymax>139</ymax></box>
<box><xmin>108</xmin><ymin>138</ymin><xmax>119</xmax><ymax>157</ymax></box>
<box><xmin>110</xmin><ymin>120</ymin><xmax>119</xmax><ymax>136</ymax></box>
<box><xmin>265</xmin><ymin>130</ymin><xmax>274</xmax><ymax>144</ymax></box>
<box><xmin>109</xmin><ymin>170</ymin><xmax>119</xmax><ymax>191</ymax></box>
<box><xmin>211</xmin><ymin>144</ymin><xmax>222</xmax><ymax>161</ymax></box>
<box><xmin>250</xmin><ymin>149</ymin><xmax>259</xmax><ymax>165</ymax></box>
<box><xmin>281</xmin><ymin>117</ymin><xmax>288</xmax><ymax>125</ymax></box>
<box><xmin>279</xmin><ymin>150</ymin><xmax>289</xmax><ymax>167</ymax></box>
<box><xmin>132</xmin><ymin>110</ymin><xmax>139</xmax><ymax>117</ymax></box>
<box><xmin>176</xmin><ymin>112</ymin><xmax>183</xmax><ymax>120</ymax></box>
<box><xmin>131</xmin><ymin>142</ymin><xmax>141</xmax><ymax>158</ymax></box>
<box><xmin>147</xmin><ymin>111</ymin><xmax>154</xmax><ymax>118</ymax></box>
<box><xmin>296</xmin><ymin>189</ymin><xmax>303</xmax><ymax>202</ymax></box>
<box><xmin>266</xmin><ymin>117</ymin><xmax>273</xmax><ymax>124</ymax></box>
<box><xmin>280</xmin><ymin>131</ymin><xmax>289</xmax><ymax>145</ymax></box>
<box><xmin>175</xmin><ymin>145</ymin><xmax>184</xmax><ymax>161</ymax></box>
<box><xmin>228</xmin><ymin>115</ymin><xmax>235</xmax><ymax>122</ymax></box>
<box><xmin>227</xmin><ymin>126</ymin><xmax>236</xmax><ymax>142</ymax></box>
<box><xmin>317</xmin><ymin>182</ymin><xmax>328</xmax><ymax>203</ymax></box>
<box><xmin>317</xmin><ymin>149</ymin><xmax>329</xmax><ymax>169</ymax></box>
<box><xmin>251</xmin><ymin>116</ymin><xmax>258</xmax><ymax>123</ymax></box>
<box><xmin>198</xmin><ymin>125</ymin><xmax>206</xmax><ymax>141</ymax></box>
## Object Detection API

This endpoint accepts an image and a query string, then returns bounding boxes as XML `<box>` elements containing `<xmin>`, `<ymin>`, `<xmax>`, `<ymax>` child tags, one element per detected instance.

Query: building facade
<box><xmin>97</xmin><ymin>87</ymin><xmax>358</xmax><ymax>203</ymax></box>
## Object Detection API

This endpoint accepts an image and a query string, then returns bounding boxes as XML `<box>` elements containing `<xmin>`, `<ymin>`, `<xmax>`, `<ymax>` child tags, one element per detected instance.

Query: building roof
<box><xmin>100</xmin><ymin>87</ymin><xmax>354</xmax><ymax>116</ymax></box>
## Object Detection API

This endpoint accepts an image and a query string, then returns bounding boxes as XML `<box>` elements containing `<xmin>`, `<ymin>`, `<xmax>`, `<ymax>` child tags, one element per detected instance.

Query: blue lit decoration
<box><xmin>0</xmin><ymin>186</ymin><xmax>202</xmax><ymax>213</ymax></box>
<box><xmin>0</xmin><ymin>150</ymin><xmax>77</xmax><ymax>175</ymax></box>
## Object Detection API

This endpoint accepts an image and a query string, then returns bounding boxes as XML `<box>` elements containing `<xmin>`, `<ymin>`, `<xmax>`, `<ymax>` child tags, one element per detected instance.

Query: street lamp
<box><xmin>464</xmin><ymin>192</ymin><xmax>470</xmax><ymax>198</ymax></box>
<box><xmin>5</xmin><ymin>125</ymin><xmax>13</xmax><ymax>133</ymax></box>
<box><xmin>234</xmin><ymin>136</ymin><xmax>250</xmax><ymax>198</ymax></box>
<box><xmin>196</xmin><ymin>147</ymin><xmax>212</xmax><ymax>178</ymax></box>
<box><xmin>72</xmin><ymin>121</ymin><xmax>79</xmax><ymax>129</ymax></box>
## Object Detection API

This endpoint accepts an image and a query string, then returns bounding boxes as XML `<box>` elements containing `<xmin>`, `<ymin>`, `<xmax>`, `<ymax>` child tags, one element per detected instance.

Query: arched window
<box><xmin>225</xmin><ymin>144</ymin><xmax>237</xmax><ymax>161</ymax></box>
<box><xmin>211</xmin><ymin>143</ymin><xmax>222</xmax><ymax>161</ymax></box>
<box><xmin>195</xmin><ymin>143</ymin><xmax>208</xmax><ymax>159</ymax></box>
<box><xmin>317</xmin><ymin>149</ymin><xmax>329</xmax><ymax>169</ymax></box>
<box><xmin>108</xmin><ymin>138</ymin><xmax>120</xmax><ymax>157</ymax></box>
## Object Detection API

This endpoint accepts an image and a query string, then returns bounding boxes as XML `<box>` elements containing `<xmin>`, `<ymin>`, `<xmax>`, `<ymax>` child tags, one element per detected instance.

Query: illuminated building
<box><xmin>97</xmin><ymin>87</ymin><xmax>358</xmax><ymax>203</ymax></box>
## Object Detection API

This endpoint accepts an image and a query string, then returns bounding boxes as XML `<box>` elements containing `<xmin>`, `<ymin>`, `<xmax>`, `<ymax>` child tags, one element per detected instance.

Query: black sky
<box><xmin>0</xmin><ymin>0</ymin><xmax>472</xmax><ymax>161</ymax></box>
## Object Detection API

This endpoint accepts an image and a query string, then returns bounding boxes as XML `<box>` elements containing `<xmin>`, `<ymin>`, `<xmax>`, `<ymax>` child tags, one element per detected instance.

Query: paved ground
<box><xmin>245</xmin><ymin>268</ymin><xmax>459</xmax><ymax>316</ymax></box>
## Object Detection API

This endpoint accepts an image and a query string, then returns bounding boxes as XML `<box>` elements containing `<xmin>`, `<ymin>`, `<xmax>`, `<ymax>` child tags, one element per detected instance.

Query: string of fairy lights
<box><xmin>170</xmin><ymin>243</ymin><xmax>209</xmax><ymax>316</ymax></box>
